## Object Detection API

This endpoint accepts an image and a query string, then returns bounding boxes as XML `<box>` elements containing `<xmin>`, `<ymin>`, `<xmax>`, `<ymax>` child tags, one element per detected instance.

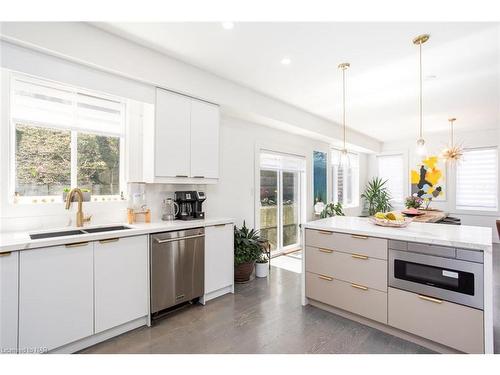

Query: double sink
<box><xmin>29</xmin><ymin>225</ymin><xmax>131</xmax><ymax>240</ymax></box>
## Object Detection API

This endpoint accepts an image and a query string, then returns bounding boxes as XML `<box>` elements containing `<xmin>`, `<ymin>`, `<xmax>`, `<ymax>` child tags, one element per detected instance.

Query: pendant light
<box><xmin>413</xmin><ymin>34</ymin><xmax>430</xmax><ymax>156</ymax></box>
<box><xmin>441</xmin><ymin>117</ymin><xmax>463</xmax><ymax>165</ymax></box>
<box><xmin>338</xmin><ymin>62</ymin><xmax>350</xmax><ymax>168</ymax></box>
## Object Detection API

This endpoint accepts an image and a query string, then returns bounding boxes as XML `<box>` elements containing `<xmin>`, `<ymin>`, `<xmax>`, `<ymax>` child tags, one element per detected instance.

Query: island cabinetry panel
<box><xmin>0</xmin><ymin>251</ymin><xmax>18</xmax><ymax>353</ymax></box>
<box><xmin>306</xmin><ymin>272</ymin><xmax>387</xmax><ymax>323</ymax></box>
<box><xmin>19</xmin><ymin>242</ymin><xmax>94</xmax><ymax>352</ymax></box>
<box><xmin>94</xmin><ymin>236</ymin><xmax>148</xmax><ymax>334</ymax></box>
<box><xmin>305</xmin><ymin>229</ymin><xmax>387</xmax><ymax>260</ymax></box>
<box><xmin>388</xmin><ymin>287</ymin><xmax>484</xmax><ymax>353</ymax></box>
<box><xmin>305</xmin><ymin>246</ymin><xmax>387</xmax><ymax>291</ymax></box>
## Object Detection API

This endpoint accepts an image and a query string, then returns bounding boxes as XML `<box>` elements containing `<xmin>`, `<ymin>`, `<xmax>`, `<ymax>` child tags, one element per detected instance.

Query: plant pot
<box><xmin>234</xmin><ymin>261</ymin><xmax>255</xmax><ymax>283</ymax></box>
<box><xmin>63</xmin><ymin>191</ymin><xmax>91</xmax><ymax>202</ymax></box>
<box><xmin>255</xmin><ymin>261</ymin><xmax>269</xmax><ymax>278</ymax></box>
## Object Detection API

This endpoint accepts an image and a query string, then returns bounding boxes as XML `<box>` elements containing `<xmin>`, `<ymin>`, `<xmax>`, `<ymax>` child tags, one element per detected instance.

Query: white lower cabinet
<box><xmin>204</xmin><ymin>224</ymin><xmax>234</xmax><ymax>299</ymax></box>
<box><xmin>19</xmin><ymin>242</ymin><xmax>94</xmax><ymax>352</ymax></box>
<box><xmin>0</xmin><ymin>251</ymin><xmax>19</xmax><ymax>353</ymax></box>
<box><xmin>94</xmin><ymin>236</ymin><xmax>148</xmax><ymax>333</ymax></box>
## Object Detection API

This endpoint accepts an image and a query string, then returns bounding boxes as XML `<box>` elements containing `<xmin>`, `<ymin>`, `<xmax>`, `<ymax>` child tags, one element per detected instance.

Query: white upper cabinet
<box><xmin>141</xmin><ymin>88</ymin><xmax>220</xmax><ymax>183</ymax></box>
<box><xmin>154</xmin><ymin>88</ymin><xmax>191</xmax><ymax>178</ymax></box>
<box><xmin>18</xmin><ymin>243</ymin><xmax>94</xmax><ymax>352</ymax></box>
<box><xmin>94</xmin><ymin>236</ymin><xmax>148</xmax><ymax>334</ymax></box>
<box><xmin>190</xmin><ymin>99</ymin><xmax>220</xmax><ymax>179</ymax></box>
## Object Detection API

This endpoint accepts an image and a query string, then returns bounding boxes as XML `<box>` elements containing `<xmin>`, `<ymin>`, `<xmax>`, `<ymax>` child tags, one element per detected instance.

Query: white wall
<box><xmin>368</xmin><ymin>128</ymin><xmax>500</xmax><ymax>242</ymax></box>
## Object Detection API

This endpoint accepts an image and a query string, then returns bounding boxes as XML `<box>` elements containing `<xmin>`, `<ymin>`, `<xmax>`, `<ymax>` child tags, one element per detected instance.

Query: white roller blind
<box><xmin>260</xmin><ymin>151</ymin><xmax>306</xmax><ymax>172</ymax></box>
<box><xmin>377</xmin><ymin>154</ymin><xmax>404</xmax><ymax>202</ymax></box>
<box><xmin>11</xmin><ymin>75</ymin><xmax>125</xmax><ymax>136</ymax></box>
<box><xmin>456</xmin><ymin>148</ymin><xmax>498</xmax><ymax>210</ymax></box>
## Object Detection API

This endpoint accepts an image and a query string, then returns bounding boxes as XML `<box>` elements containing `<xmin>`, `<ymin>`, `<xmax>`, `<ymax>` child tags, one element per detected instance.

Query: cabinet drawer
<box><xmin>305</xmin><ymin>230</ymin><xmax>387</xmax><ymax>259</ymax></box>
<box><xmin>388</xmin><ymin>287</ymin><xmax>484</xmax><ymax>353</ymax></box>
<box><xmin>306</xmin><ymin>271</ymin><xmax>387</xmax><ymax>324</ymax></box>
<box><xmin>305</xmin><ymin>246</ymin><xmax>387</xmax><ymax>291</ymax></box>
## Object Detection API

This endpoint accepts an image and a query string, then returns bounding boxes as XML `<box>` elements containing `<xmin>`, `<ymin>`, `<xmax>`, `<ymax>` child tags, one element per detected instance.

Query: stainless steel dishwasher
<box><xmin>150</xmin><ymin>227</ymin><xmax>204</xmax><ymax>318</ymax></box>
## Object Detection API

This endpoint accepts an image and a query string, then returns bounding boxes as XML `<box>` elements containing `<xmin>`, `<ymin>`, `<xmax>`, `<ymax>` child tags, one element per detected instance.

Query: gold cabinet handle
<box><xmin>213</xmin><ymin>223</ymin><xmax>227</xmax><ymax>228</ymax></box>
<box><xmin>317</xmin><ymin>230</ymin><xmax>332</xmax><ymax>235</ymax></box>
<box><xmin>351</xmin><ymin>283</ymin><xmax>368</xmax><ymax>291</ymax></box>
<box><xmin>318</xmin><ymin>274</ymin><xmax>333</xmax><ymax>281</ymax></box>
<box><xmin>99</xmin><ymin>238</ymin><xmax>120</xmax><ymax>244</ymax></box>
<box><xmin>352</xmin><ymin>234</ymin><xmax>368</xmax><ymax>240</ymax></box>
<box><xmin>319</xmin><ymin>248</ymin><xmax>333</xmax><ymax>253</ymax></box>
<box><xmin>352</xmin><ymin>253</ymin><xmax>368</xmax><ymax>260</ymax></box>
<box><xmin>418</xmin><ymin>294</ymin><xmax>443</xmax><ymax>304</ymax></box>
<box><xmin>65</xmin><ymin>242</ymin><xmax>89</xmax><ymax>248</ymax></box>
<box><xmin>0</xmin><ymin>251</ymin><xmax>12</xmax><ymax>257</ymax></box>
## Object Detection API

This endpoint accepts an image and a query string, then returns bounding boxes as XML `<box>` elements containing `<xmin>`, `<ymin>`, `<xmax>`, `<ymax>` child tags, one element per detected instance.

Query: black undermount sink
<box><xmin>29</xmin><ymin>226</ymin><xmax>131</xmax><ymax>240</ymax></box>
<box><xmin>83</xmin><ymin>225</ymin><xmax>131</xmax><ymax>233</ymax></box>
<box><xmin>30</xmin><ymin>230</ymin><xmax>86</xmax><ymax>240</ymax></box>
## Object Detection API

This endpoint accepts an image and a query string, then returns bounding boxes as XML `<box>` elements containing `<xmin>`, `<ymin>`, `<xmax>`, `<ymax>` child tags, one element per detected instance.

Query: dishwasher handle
<box><xmin>154</xmin><ymin>233</ymin><xmax>205</xmax><ymax>244</ymax></box>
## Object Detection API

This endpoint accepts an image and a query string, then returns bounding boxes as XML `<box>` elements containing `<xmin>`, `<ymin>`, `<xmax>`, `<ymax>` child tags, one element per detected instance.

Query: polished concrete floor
<box><xmin>81</xmin><ymin>244</ymin><xmax>500</xmax><ymax>354</ymax></box>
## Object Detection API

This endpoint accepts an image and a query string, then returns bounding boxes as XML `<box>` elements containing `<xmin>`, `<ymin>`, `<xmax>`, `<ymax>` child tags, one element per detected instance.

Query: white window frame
<box><xmin>376</xmin><ymin>152</ymin><xmax>406</xmax><ymax>204</ymax></box>
<box><xmin>8</xmin><ymin>72</ymin><xmax>127</xmax><ymax>204</ymax></box>
<box><xmin>331</xmin><ymin>149</ymin><xmax>359</xmax><ymax>208</ymax></box>
<box><xmin>455</xmin><ymin>146</ymin><xmax>498</xmax><ymax>212</ymax></box>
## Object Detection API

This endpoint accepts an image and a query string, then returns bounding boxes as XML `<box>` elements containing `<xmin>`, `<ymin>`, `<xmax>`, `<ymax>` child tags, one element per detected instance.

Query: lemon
<box><xmin>375</xmin><ymin>212</ymin><xmax>386</xmax><ymax>219</ymax></box>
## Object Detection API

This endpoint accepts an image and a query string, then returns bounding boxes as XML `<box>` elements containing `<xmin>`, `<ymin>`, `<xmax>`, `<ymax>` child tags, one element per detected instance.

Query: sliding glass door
<box><xmin>259</xmin><ymin>151</ymin><xmax>304</xmax><ymax>256</ymax></box>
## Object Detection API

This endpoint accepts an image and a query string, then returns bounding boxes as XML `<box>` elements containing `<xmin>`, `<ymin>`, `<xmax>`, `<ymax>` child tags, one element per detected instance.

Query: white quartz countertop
<box><xmin>304</xmin><ymin>216</ymin><xmax>492</xmax><ymax>252</ymax></box>
<box><xmin>0</xmin><ymin>217</ymin><xmax>235</xmax><ymax>253</ymax></box>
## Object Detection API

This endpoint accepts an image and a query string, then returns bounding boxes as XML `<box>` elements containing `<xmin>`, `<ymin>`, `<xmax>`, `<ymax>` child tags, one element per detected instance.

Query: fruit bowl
<box><xmin>369</xmin><ymin>216</ymin><xmax>413</xmax><ymax>228</ymax></box>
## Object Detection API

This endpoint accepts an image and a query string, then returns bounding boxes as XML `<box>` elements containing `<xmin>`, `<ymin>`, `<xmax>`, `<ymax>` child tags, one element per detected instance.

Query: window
<box><xmin>456</xmin><ymin>147</ymin><xmax>498</xmax><ymax>211</ymax></box>
<box><xmin>10</xmin><ymin>74</ymin><xmax>125</xmax><ymax>202</ymax></box>
<box><xmin>331</xmin><ymin>150</ymin><xmax>359</xmax><ymax>207</ymax></box>
<box><xmin>376</xmin><ymin>154</ymin><xmax>405</xmax><ymax>203</ymax></box>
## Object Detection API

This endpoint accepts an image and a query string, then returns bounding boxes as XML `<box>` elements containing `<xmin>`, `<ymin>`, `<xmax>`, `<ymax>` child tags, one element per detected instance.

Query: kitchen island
<box><xmin>303</xmin><ymin>216</ymin><xmax>493</xmax><ymax>354</ymax></box>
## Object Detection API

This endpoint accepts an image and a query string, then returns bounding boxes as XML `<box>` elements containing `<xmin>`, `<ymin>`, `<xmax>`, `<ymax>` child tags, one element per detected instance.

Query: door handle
<box><xmin>193</xmin><ymin>176</ymin><xmax>205</xmax><ymax>178</ymax></box>
<box><xmin>350</xmin><ymin>283</ymin><xmax>368</xmax><ymax>291</ymax></box>
<box><xmin>351</xmin><ymin>253</ymin><xmax>369</xmax><ymax>260</ymax></box>
<box><xmin>175</xmin><ymin>175</ymin><xmax>188</xmax><ymax>178</ymax></box>
<box><xmin>351</xmin><ymin>234</ymin><xmax>368</xmax><ymax>240</ymax></box>
<box><xmin>318</xmin><ymin>248</ymin><xmax>333</xmax><ymax>253</ymax></box>
<box><xmin>318</xmin><ymin>274</ymin><xmax>333</xmax><ymax>281</ymax></box>
<box><xmin>155</xmin><ymin>234</ymin><xmax>205</xmax><ymax>244</ymax></box>
<box><xmin>65</xmin><ymin>242</ymin><xmax>89</xmax><ymax>248</ymax></box>
<box><xmin>99</xmin><ymin>238</ymin><xmax>120</xmax><ymax>244</ymax></box>
<box><xmin>418</xmin><ymin>294</ymin><xmax>443</xmax><ymax>304</ymax></box>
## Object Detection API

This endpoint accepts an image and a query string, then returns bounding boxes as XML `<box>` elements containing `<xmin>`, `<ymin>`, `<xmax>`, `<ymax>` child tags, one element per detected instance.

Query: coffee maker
<box><xmin>174</xmin><ymin>191</ymin><xmax>206</xmax><ymax>220</ymax></box>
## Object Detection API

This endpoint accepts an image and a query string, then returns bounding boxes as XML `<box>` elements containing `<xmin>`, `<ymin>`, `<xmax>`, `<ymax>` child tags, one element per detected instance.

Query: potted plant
<box><xmin>255</xmin><ymin>253</ymin><xmax>269</xmax><ymax>278</ymax></box>
<box><xmin>361</xmin><ymin>177</ymin><xmax>392</xmax><ymax>216</ymax></box>
<box><xmin>319</xmin><ymin>202</ymin><xmax>345</xmax><ymax>218</ymax></box>
<box><xmin>62</xmin><ymin>188</ymin><xmax>91</xmax><ymax>202</ymax></box>
<box><xmin>234</xmin><ymin>221</ymin><xmax>264</xmax><ymax>283</ymax></box>
<box><xmin>405</xmin><ymin>195</ymin><xmax>423</xmax><ymax>210</ymax></box>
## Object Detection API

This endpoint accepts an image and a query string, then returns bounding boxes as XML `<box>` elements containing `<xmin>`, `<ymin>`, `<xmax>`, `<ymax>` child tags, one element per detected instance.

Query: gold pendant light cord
<box><xmin>419</xmin><ymin>41</ymin><xmax>423</xmax><ymax>140</ymax></box>
<box><xmin>342</xmin><ymin>67</ymin><xmax>346</xmax><ymax>149</ymax></box>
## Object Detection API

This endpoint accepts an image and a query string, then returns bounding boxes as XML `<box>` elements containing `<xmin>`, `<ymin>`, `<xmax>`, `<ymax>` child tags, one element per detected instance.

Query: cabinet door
<box><xmin>205</xmin><ymin>224</ymin><xmax>234</xmax><ymax>294</ymax></box>
<box><xmin>155</xmin><ymin>88</ymin><xmax>191</xmax><ymax>177</ymax></box>
<box><xmin>94</xmin><ymin>236</ymin><xmax>148</xmax><ymax>333</ymax></box>
<box><xmin>190</xmin><ymin>99</ymin><xmax>220</xmax><ymax>179</ymax></box>
<box><xmin>0</xmin><ymin>251</ymin><xmax>18</xmax><ymax>353</ymax></box>
<box><xmin>19</xmin><ymin>243</ymin><xmax>93</xmax><ymax>352</ymax></box>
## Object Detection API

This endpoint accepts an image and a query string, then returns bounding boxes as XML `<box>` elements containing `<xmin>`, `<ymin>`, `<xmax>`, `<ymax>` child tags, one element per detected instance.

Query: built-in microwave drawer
<box><xmin>305</xmin><ymin>246</ymin><xmax>387</xmax><ymax>291</ymax></box>
<box><xmin>388</xmin><ymin>287</ymin><xmax>484</xmax><ymax>353</ymax></box>
<box><xmin>306</xmin><ymin>271</ymin><xmax>387</xmax><ymax>324</ymax></box>
<box><xmin>305</xmin><ymin>230</ymin><xmax>387</xmax><ymax>260</ymax></box>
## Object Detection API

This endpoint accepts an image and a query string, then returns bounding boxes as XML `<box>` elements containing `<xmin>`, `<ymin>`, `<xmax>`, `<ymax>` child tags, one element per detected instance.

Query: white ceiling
<box><xmin>94</xmin><ymin>22</ymin><xmax>500</xmax><ymax>142</ymax></box>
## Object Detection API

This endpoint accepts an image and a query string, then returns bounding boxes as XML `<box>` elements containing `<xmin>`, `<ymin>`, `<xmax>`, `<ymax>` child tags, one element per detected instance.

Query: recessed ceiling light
<box><xmin>221</xmin><ymin>22</ymin><xmax>234</xmax><ymax>30</ymax></box>
<box><xmin>281</xmin><ymin>57</ymin><xmax>291</xmax><ymax>65</ymax></box>
<box><xmin>424</xmin><ymin>74</ymin><xmax>437</xmax><ymax>81</ymax></box>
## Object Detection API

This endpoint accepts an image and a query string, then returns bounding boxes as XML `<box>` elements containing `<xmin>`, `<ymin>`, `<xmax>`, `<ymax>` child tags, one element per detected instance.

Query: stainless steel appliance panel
<box><xmin>150</xmin><ymin>228</ymin><xmax>204</xmax><ymax>314</ymax></box>
<box><xmin>389</xmin><ymin>249</ymin><xmax>483</xmax><ymax>309</ymax></box>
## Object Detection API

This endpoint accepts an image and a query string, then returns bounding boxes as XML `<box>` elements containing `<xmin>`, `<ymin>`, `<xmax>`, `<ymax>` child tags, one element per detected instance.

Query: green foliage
<box><xmin>361</xmin><ymin>177</ymin><xmax>392</xmax><ymax>215</ymax></box>
<box><xmin>319</xmin><ymin>202</ymin><xmax>345</xmax><ymax>218</ymax></box>
<box><xmin>234</xmin><ymin>221</ymin><xmax>265</xmax><ymax>266</ymax></box>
